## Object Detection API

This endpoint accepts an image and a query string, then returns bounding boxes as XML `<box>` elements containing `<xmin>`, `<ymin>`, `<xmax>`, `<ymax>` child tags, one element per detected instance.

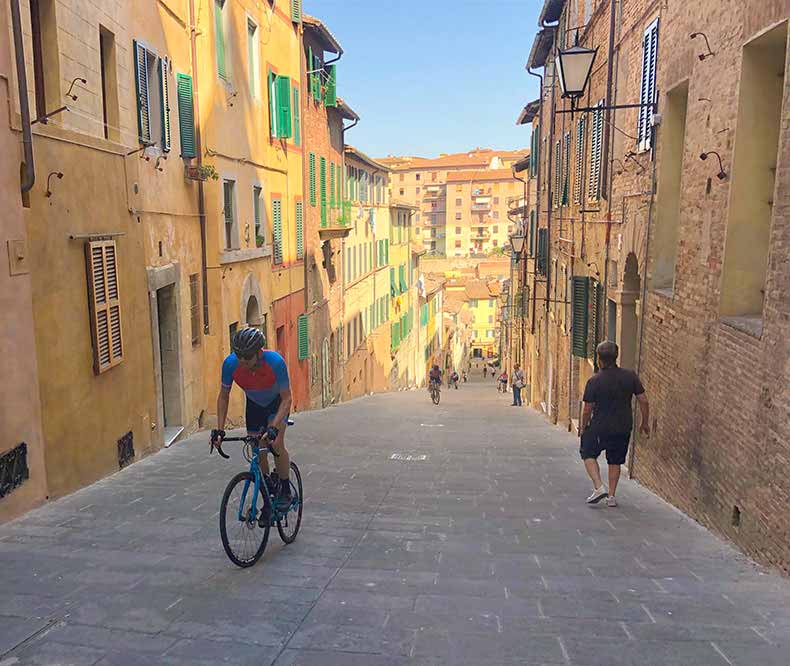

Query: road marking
<box><xmin>640</xmin><ymin>604</ymin><xmax>656</xmax><ymax>624</ymax></box>
<box><xmin>710</xmin><ymin>642</ymin><xmax>734</xmax><ymax>665</ymax></box>
<box><xmin>537</xmin><ymin>599</ymin><xmax>546</xmax><ymax>618</ymax></box>
<box><xmin>78</xmin><ymin>504</ymin><xmax>94</xmax><ymax>512</ymax></box>
<box><xmin>620</xmin><ymin>621</ymin><xmax>635</xmax><ymax>641</ymax></box>
<box><xmin>419</xmin><ymin>424</ymin><xmax>444</xmax><ymax>428</ymax></box>
<box><xmin>540</xmin><ymin>575</ymin><xmax>548</xmax><ymax>590</ymax></box>
<box><xmin>751</xmin><ymin>626</ymin><xmax>771</xmax><ymax>644</ymax></box>
<box><xmin>556</xmin><ymin>636</ymin><xmax>571</xmax><ymax>664</ymax></box>
<box><xmin>652</xmin><ymin>578</ymin><xmax>668</xmax><ymax>593</ymax></box>
<box><xmin>688</xmin><ymin>569</ymin><xmax>704</xmax><ymax>582</ymax></box>
<box><xmin>166</xmin><ymin>597</ymin><xmax>183</xmax><ymax>611</ymax></box>
<box><xmin>503</xmin><ymin>586</ymin><xmax>510</xmax><ymax>600</ymax></box>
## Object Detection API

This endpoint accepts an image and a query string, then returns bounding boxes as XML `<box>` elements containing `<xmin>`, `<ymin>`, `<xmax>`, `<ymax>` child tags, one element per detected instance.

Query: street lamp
<box><xmin>509</xmin><ymin>230</ymin><xmax>527</xmax><ymax>259</ymax></box>
<box><xmin>556</xmin><ymin>42</ymin><xmax>597</xmax><ymax>112</ymax></box>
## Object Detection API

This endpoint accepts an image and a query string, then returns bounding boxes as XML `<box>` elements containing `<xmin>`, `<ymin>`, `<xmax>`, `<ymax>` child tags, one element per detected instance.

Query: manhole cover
<box><xmin>390</xmin><ymin>453</ymin><xmax>429</xmax><ymax>461</ymax></box>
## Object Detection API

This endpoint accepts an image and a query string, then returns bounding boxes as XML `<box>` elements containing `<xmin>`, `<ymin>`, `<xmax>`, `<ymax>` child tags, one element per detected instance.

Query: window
<box><xmin>536</xmin><ymin>228</ymin><xmax>548</xmax><ymax>275</ymax></box>
<box><xmin>253</xmin><ymin>186</ymin><xmax>264</xmax><ymax>246</ymax></box>
<box><xmin>295</xmin><ymin>200</ymin><xmax>304</xmax><ymax>260</ymax></box>
<box><xmin>431</xmin><ymin>172</ymin><xmax>437</xmax><ymax>182</ymax></box>
<box><xmin>190</xmin><ymin>274</ymin><xmax>200</xmax><ymax>346</ymax></box>
<box><xmin>455</xmin><ymin>240</ymin><xmax>462</xmax><ymax>248</ymax></box>
<box><xmin>272</xmin><ymin>197</ymin><xmax>283</xmax><ymax>263</ymax></box>
<box><xmin>470</xmin><ymin>299</ymin><xmax>478</xmax><ymax>308</ymax></box>
<box><xmin>562</xmin><ymin>131</ymin><xmax>571</xmax><ymax>205</ymax></box>
<box><xmin>455</xmin><ymin>212</ymin><xmax>462</xmax><ymax>220</ymax></box>
<box><xmin>247</xmin><ymin>19</ymin><xmax>259</xmax><ymax>98</ymax></box>
<box><xmin>399</xmin><ymin>188</ymin><xmax>405</xmax><ymax>195</ymax></box>
<box><xmin>223</xmin><ymin>180</ymin><xmax>237</xmax><ymax>249</ymax></box>
<box><xmin>455</xmin><ymin>226</ymin><xmax>461</xmax><ymax>234</ymax></box>
<box><xmin>589</xmin><ymin>102</ymin><xmax>604</xmax><ymax>200</ymax></box>
<box><xmin>269</xmin><ymin>73</ymin><xmax>292</xmax><ymax>138</ymax></box>
<box><xmin>85</xmin><ymin>240</ymin><xmax>123</xmax><ymax>373</ymax></box>
<box><xmin>574</xmin><ymin>115</ymin><xmax>586</xmax><ymax>204</ymax></box>
<box><xmin>492</xmin><ymin>226</ymin><xmax>498</xmax><ymax>233</ymax></box>
<box><xmin>416</xmin><ymin>173</ymin><xmax>421</xmax><ymax>181</ymax></box>
<box><xmin>176</xmin><ymin>74</ymin><xmax>196</xmax><ymax>158</ymax></box>
<box><xmin>493</xmin><ymin>211</ymin><xmax>499</xmax><ymax>219</ymax></box>
<box><xmin>399</xmin><ymin>173</ymin><xmax>404</xmax><ymax>182</ymax></box>
<box><xmin>292</xmin><ymin>86</ymin><xmax>300</xmax><ymax>145</ymax></box>
<box><xmin>291</xmin><ymin>0</ymin><xmax>302</xmax><ymax>23</ymax></box>
<box><xmin>320</xmin><ymin>157</ymin><xmax>327</xmax><ymax>226</ymax></box>
<box><xmin>488</xmin><ymin>315</ymin><xmax>494</xmax><ymax>323</ymax></box>
<box><xmin>214</xmin><ymin>0</ymin><xmax>228</xmax><ymax>79</ymax></box>
<box><xmin>456</xmin><ymin>198</ymin><xmax>462</xmax><ymax>205</ymax></box>
<box><xmin>652</xmin><ymin>81</ymin><xmax>688</xmax><ymax>289</ymax></box>
<box><xmin>489</xmin><ymin>299</ymin><xmax>495</xmax><ymax>307</ymax></box>
<box><xmin>29</xmin><ymin>0</ymin><xmax>60</xmax><ymax>121</ymax></box>
<box><xmin>416</xmin><ymin>187</ymin><xmax>420</xmax><ymax>194</ymax></box>
<box><xmin>133</xmin><ymin>42</ymin><xmax>170</xmax><ymax>150</ymax></box>
<box><xmin>493</xmin><ymin>197</ymin><xmax>499</xmax><ymax>205</ymax></box>
<box><xmin>553</xmin><ymin>138</ymin><xmax>561</xmax><ymax>208</ymax></box>
<box><xmin>297</xmin><ymin>314</ymin><xmax>308</xmax><ymax>360</ymax></box>
<box><xmin>309</xmin><ymin>153</ymin><xmax>316</xmax><ymax>206</ymax></box>
<box><xmin>637</xmin><ymin>19</ymin><xmax>659</xmax><ymax>151</ymax></box>
<box><xmin>99</xmin><ymin>27</ymin><xmax>119</xmax><ymax>141</ymax></box>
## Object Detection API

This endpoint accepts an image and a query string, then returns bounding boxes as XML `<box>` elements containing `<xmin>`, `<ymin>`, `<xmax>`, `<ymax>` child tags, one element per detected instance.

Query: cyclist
<box><xmin>450</xmin><ymin>370</ymin><xmax>460</xmax><ymax>389</ymax></box>
<box><xmin>429</xmin><ymin>364</ymin><xmax>443</xmax><ymax>393</ymax></box>
<box><xmin>211</xmin><ymin>328</ymin><xmax>293</xmax><ymax>509</ymax></box>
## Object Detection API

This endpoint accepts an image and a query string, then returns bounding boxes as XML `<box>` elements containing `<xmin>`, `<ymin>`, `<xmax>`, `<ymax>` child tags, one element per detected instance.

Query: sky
<box><xmin>304</xmin><ymin>0</ymin><xmax>541</xmax><ymax>160</ymax></box>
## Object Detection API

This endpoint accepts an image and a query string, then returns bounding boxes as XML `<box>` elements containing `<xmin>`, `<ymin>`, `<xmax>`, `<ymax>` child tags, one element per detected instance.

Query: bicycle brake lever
<box><xmin>210</xmin><ymin>441</ymin><xmax>230</xmax><ymax>459</ymax></box>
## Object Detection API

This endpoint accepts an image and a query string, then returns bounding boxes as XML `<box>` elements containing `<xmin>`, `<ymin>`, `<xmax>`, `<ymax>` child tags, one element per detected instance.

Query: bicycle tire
<box><xmin>219</xmin><ymin>471</ymin><xmax>271</xmax><ymax>568</ymax></box>
<box><xmin>277</xmin><ymin>462</ymin><xmax>303</xmax><ymax>544</ymax></box>
<box><xmin>432</xmin><ymin>389</ymin><xmax>440</xmax><ymax>405</ymax></box>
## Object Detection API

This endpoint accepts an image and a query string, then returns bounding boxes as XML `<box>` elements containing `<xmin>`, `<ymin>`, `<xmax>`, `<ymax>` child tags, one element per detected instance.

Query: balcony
<box><xmin>319</xmin><ymin>200</ymin><xmax>353</xmax><ymax>239</ymax></box>
<box><xmin>471</xmin><ymin>203</ymin><xmax>491</xmax><ymax>213</ymax></box>
<box><xmin>472</xmin><ymin>229</ymin><xmax>491</xmax><ymax>240</ymax></box>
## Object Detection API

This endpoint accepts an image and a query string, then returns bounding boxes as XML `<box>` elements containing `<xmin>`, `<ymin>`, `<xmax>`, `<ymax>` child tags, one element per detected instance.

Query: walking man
<box><xmin>579</xmin><ymin>341</ymin><xmax>649</xmax><ymax>507</ymax></box>
<box><xmin>511</xmin><ymin>364</ymin><xmax>525</xmax><ymax>406</ymax></box>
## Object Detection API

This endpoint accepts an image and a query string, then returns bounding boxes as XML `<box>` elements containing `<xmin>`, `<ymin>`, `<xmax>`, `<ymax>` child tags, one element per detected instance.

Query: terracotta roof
<box><xmin>424</xmin><ymin>277</ymin><xmax>445</xmax><ymax>296</ymax></box>
<box><xmin>445</xmin><ymin>169</ymin><xmax>519</xmax><ymax>183</ymax></box>
<box><xmin>460</xmin><ymin>310</ymin><xmax>474</xmax><ymax>325</ymax></box>
<box><xmin>377</xmin><ymin>148</ymin><xmax>529</xmax><ymax>171</ymax></box>
<box><xmin>303</xmin><ymin>14</ymin><xmax>343</xmax><ymax>54</ymax></box>
<box><xmin>488</xmin><ymin>280</ymin><xmax>502</xmax><ymax>296</ymax></box>
<box><xmin>390</xmin><ymin>199</ymin><xmax>419</xmax><ymax>210</ymax></box>
<box><xmin>444</xmin><ymin>298</ymin><xmax>465</xmax><ymax>315</ymax></box>
<box><xmin>465</xmin><ymin>280</ymin><xmax>493</xmax><ymax>300</ymax></box>
<box><xmin>335</xmin><ymin>97</ymin><xmax>359</xmax><ymax>121</ymax></box>
<box><xmin>345</xmin><ymin>145</ymin><xmax>390</xmax><ymax>172</ymax></box>
<box><xmin>411</xmin><ymin>242</ymin><xmax>426</xmax><ymax>256</ymax></box>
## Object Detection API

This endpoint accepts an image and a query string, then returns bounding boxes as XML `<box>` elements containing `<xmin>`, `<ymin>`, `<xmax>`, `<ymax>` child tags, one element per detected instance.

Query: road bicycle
<box><xmin>210</xmin><ymin>422</ymin><xmax>302</xmax><ymax>568</ymax></box>
<box><xmin>429</xmin><ymin>382</ymin><xmax>441</xmax><ymax>405</ymax></box>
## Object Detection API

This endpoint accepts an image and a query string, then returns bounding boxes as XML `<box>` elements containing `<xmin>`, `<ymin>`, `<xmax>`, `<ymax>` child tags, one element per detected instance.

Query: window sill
<box><xmin>721</xmin><ymin>315</ymin><xmax>763</xmax><ymax>339</ymax></box>
<box><xmin>219</xmin><ymin>245</ymin><xmax>272</xmax><ymax>265</ymax></box>
<box><xmin>650</xmin><ymin>287</ymin><xmax>674</xmax><ymax>299</ymax></box>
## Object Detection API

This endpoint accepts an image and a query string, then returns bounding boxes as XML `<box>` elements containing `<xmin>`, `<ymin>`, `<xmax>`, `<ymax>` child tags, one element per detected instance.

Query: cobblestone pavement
<box><xmin>2</xmin><ymin>383</ymin><xmax>790</xmax><ymax>665</ymax></box>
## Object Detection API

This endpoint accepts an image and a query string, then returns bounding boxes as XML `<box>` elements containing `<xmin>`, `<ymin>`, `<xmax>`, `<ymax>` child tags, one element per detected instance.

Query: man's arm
<box><xmin>272</xmin><ymin>388</ymin><xmax>292</xmax><ymax>430</ymax></box>
<box><xmin>216</xmin><ymin>386</ymin><xmax>231</xmax><ymax>433</ymax></box>
<box><xmin>636</xmin><ymin>393</ymin><xmax>650</xmax><ymax>435</ymax></box>
<box><xmin>580</xmin><ymin>402</ymin><xmax>594</xmax><ymax>435</ymax></box>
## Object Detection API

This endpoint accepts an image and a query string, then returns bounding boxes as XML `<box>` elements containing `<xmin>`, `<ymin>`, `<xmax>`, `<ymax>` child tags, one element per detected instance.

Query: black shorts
<box><xmin>246</xmin><ymin>396</ymin><xmax>282</xmax><ymax>434</ymax></box>
<box><xmin>580</xmin><ymin>430</ymin><xmax>630</xmax><ymax>465</ymax></box>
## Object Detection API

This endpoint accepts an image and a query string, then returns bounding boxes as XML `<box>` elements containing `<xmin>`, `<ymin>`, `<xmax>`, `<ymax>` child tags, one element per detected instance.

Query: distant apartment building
<box><xmin>379</xmin><ymin>149</ymin><xmax>531</xmax><ymax>257</ymax></box>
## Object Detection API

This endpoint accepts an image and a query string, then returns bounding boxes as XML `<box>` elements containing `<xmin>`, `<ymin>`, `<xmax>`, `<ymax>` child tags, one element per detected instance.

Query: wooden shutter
<box><xmin>309</xmin><ymin>153</ymin><xmax>316</xmax><ymax>206</ymax></box>
<box><xmin>297</xmin><ymin>314</ymin><xmax>309</xmax><ymax>360</ymax></box>
<box><xmin>176</xmin><ymin>74</ymin><xmax>196</xmax><ymax>158</ymax></box>
<box><xmin>574</xmin><ymin>115</ymin><xmax>586</xmax><ymax>204</ymax></box>
<box><xmin>638</xmin><ymin>19</ymin><xmax>659</xmax><ymax>151</ymax></box>
<box><xmin>272</xmin><ymin>197</ymin><xmax>283</xmax><ymax>264</ymax></box>
<box><xmin>553</xmin><ymin>139</ymin><xmax>561</xmax><ymax>208</ymax></box>
<box><xmin>536</xmin><ymin>228</ymin><xmax>548</xmax><ymax>275</ymax></box>
<box><xmin>330</xmin><ymin>162</ymin><xmax>336</xmax><ymax>208</ymax></box>
<box><xmin>337</xmin><ymin>165</ymin><xmax>342</xmax><ymax>207</ymax></box>
<box><xmin>529</xmin><ymin>212</ymin><xmax>536</xmax><ymax>256</ymax></box>
<box><xmin>312</xmin><ymin>53</ymin><xmax>321</xmax><ymax>102</ymax></box>
<box><xmin>291</xmin><ymin>0</ymin><xmax>302</xmax><ymax>23</ymax></box>
<box><xmin>390</xmin><ymin>267</ymin><xmax>396</xmax><ymax>296</ymax></box>
<box><xmin>133</xmin><ymin>41</ymin><xmax>151</xmax><ymax>143</ymax></box>
<box><xmin>276</xmin><ymin>76</ymin><xmax>292</xmax><ymax>138</ymax></box>
<box><xmin>562</xmin><ymin>132</ymin><xmax>571</xmax><ymax>205</ymax></box>
<box><xmin>295</xmin><ymin>200</ymin><xmax>304</xmax><ymax>260</ymax></box>
<box><xmin>589</xmin><ymin>103</ymin><xmax>604</xmax><ymax>200</ymax></box>
<box><xmin>214</xmin><ymin>0</ymin><xmax>226</xmax><ymax>79</ymax></box>
<box><xmin>268</xmin><ymin>72</ymin><xmax>277</xmax><ymax>137</ymax></box>
<box><xmin>587</xmin><ymin>279</ymin><xmax>603</xmax><ymax>360</ymax></box>
<box><xmin>86</xmin><ymin>240</ymin><xmax>123</xmax><ymax>373</ymax></box>
<box><xmin>325</xmin><ymin>64</ymin><xmax>337</xmax><ymax>107</ymax></box>
<box><xmin>320</xmin><ymin>157</ymin><xmax>327</xmax><ymax>227</ymax></box>
<box><xmin>292</xmin><ymin>85</ymin><xmax>300</xmax><ymax>146</ymax></box>
<box><xmin>307</xmin><ymin>46</ymin><xmax>314</xmax><ymax>101</ymax></box>
<box><xmin>571</xmin><ymin>276</ymin><xmax>589</xmax><ymax>358</ymax></box>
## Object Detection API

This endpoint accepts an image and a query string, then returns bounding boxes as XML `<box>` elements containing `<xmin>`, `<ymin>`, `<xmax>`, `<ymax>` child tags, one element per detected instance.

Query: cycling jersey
<box><xmin>221</xmin><ymin>350</ymin><xmax>290</xmax><ymax>407</ymax></box>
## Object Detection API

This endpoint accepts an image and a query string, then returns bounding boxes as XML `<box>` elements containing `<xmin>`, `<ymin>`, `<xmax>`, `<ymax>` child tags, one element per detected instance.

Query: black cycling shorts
<box><xmin>246</xmin><ymin>396</ymin><xmax>281</xmax><ymax>434</ymax></box>
<box><xmin>580</xmin><ymin>430</ymin><xmax>630</xmax><ymax>465</ymax></box>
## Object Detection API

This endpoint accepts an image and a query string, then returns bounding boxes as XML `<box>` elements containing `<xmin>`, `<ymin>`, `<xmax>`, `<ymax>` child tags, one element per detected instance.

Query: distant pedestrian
<box><xmin>511</xmin><ymin>364</ymin><xmax>525</xmax><ymax>406</ymax></box>
<box><xmin>579</xmin><ymin>341</ymin><xmax>650</xmax><ymax>508</ymax></box>
<box><xmin>483</xmin><ymin>366</ymin><xmax>487</xmax><ymax>379</ymax></box>
<box><xmin>498</xmin><ymin>371</ymin><xmax>508</xmax><ymax>393</ymax></box>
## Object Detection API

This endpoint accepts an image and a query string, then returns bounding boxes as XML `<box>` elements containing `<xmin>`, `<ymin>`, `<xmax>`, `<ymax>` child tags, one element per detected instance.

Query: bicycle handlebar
<box><xmin>209</xmin><ymin>434</ymin><xmax>279</xmax><ymax>460</ymax></box>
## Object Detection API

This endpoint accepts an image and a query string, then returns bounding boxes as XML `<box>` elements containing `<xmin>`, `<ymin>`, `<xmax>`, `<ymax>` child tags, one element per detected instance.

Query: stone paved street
<box><xmin>2</xmin><ymin>383</ymin><xmax>790</xmax><ymax>665</ymax></box>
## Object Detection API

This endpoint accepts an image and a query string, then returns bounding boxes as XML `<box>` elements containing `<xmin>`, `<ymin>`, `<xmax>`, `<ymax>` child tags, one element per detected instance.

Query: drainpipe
<box><xmin>527</xmin><ymin>68</ymin><xmax>544</xmax><ymax>342</ymax></box>
<box><xmin>10</xmin><ymin>0</ymin><xmax>35</xmax><ymax>193</ymax></box>
<box><xmin>188</xmin><ymin>0</ymin><xmax>209</xmax><ymax>334</ymax></box>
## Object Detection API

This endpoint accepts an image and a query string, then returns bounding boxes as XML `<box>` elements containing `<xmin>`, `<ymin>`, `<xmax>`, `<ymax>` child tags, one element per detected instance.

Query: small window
<box><xmin>99</xmin><ymin>27</ymin><xmax>119</xmax><ymax>141</ymax></box>
<box><xmin>214</xmin><ymin>0</ymin><xmax>228</xmax><ymax>79</ymax></box>
<box><xmin>399</xmin><ymin>188</ymin><xmax>405</xmax><ymax>195</ymax></box>
<box><xmin>253</xmin><ymin>186</ymin><xmax>264</xmax><ymax>246</ymax></box>
<box><xmin>399</xmin><ymin>173</ymin><xmax>404</xmax><ymax>182</ymax></box>
<box><xmin>492</xmin><ymin>226</ymin><xmax>498</xmax><ymax>233</ymax></box>
<box><xmin>190</xmin><ymin>274</ymin><xmax>200</xmax><ymax>346</ymax></box>
<box><xmin>455</xmin><ymin>226</ymin><xmax>461</xmax><ymax>234</ymax></box>
<box><xmin>223</xmin><ymin>180</ymin><xmax>238</xmax><ymax>249</ymax></box>
<box><xmin>455</xmin><ymin>240</ymin><xmax>462</xmax><ymax>248</ymax></box>
<box><xmin>416</xmin><ymin>187</ymin><xmax>420</xmax><ymax>194</ymax></box>
<box><xmin>247</xmin><ymin>18</ymin><xmax>260</xmax><ymax>99</ymax></box>
<box><xmin>415</xmin><ymin>173</ymin><xmax>421</xmax><ymax>181</ymax></box>
<box><xmin>431</xmin><ymin>172</ymin><xmax>437</xmax><ymax>182</ymax></box>
<box><xmin>493</xmin><ymin>197</ymin><xmax>499</xmax><ymax>204</ymax></box>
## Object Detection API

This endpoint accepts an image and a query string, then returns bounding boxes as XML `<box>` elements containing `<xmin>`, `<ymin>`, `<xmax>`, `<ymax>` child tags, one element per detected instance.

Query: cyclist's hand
<box><xmin>210</xmin><ymin>429</ymin><xmax>225</xmax><ymax>452</ymax></box>
<box><xmin>265</xmin><ymin>425</ymin><xmax>279</xmax><ymax>442</ymax></box>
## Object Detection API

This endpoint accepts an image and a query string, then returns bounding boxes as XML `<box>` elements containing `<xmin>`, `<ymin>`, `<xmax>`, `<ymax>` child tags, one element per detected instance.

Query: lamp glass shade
<box><xmin>509</xmin><ymin>232</ymin><xmax>526</xmax><ymax>255</ymax></box>
<box><xmin>556</xmin><ymin>45</ymin><xmax>597</xmax><ymax>98</ymax></box>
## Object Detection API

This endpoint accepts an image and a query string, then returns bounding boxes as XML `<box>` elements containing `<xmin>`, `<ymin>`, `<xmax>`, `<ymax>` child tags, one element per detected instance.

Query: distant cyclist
<box><xmin>429</xmin><ymin>364</ymin><xmax>443</xmax><ymax>392</ymax></box>
<box><xmin>211</xmin><ymin>328</ymin><xmax>293</xmax><ymax>509</ymax></box>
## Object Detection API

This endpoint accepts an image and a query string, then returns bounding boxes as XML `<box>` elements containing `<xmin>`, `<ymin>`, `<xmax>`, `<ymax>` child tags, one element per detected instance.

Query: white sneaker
<box><xmin>606</xmin><ymin>496</ymin><xmax>618</xmax><ymax>508</ymax></box>
<box><xmin>586</xmin><ymin>486</ymin><xmax>608</xmax><ymax>504</ymax></box>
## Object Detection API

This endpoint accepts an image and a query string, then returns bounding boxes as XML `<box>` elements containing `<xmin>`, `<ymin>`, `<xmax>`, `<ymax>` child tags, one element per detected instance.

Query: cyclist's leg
<box><xmin>246</xmin><ymin>397</ymin><xmax>270</xmax><ymax>475</ymax></box>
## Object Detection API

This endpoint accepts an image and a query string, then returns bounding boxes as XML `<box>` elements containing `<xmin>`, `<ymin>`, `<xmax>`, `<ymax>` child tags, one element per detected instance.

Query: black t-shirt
<box><xmin>582</xmin><ymin>366</ymin><xmax>645</xmax><ymax>435</ymax></box>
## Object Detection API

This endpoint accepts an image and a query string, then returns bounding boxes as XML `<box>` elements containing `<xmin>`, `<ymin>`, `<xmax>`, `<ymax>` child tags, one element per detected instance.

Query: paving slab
<box><xmin>1</xmin><ymin>384</ymin><xmax>789</xmax><ymax>664</ymax></box>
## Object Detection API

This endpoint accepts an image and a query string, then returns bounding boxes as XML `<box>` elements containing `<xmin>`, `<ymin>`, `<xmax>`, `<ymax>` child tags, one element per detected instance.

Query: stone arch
<box><xmin>623</xmin><ymin>252</ymin><xmax>641</xmax><ymax>293</ymax></box>
<box><xmin>240</xmin><ymin>272</ymin><xmax>265</xmax><ymax>328</ymax></box>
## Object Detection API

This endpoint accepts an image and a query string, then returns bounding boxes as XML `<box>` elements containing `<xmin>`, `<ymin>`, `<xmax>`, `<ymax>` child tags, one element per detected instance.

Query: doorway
<box><xmin>156</xmin><ymin>283</ymin><xmax>182</xmax><ymax>443</ymax></box>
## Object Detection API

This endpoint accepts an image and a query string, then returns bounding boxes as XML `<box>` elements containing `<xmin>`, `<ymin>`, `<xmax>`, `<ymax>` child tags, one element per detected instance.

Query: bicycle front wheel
<box><xmin>432</xmin><ymin>389</ymin><xmax>440</xmax><ymax>405</ymax></box>
<box><xmin>277</xmin><ymin>462</ymin><xmax>303</xmax><ymax>544</ymax></box>
<box><xmin>219</xmin><ymin>471</ymin><xmax>271</xmax><ymax>568</ymax></box>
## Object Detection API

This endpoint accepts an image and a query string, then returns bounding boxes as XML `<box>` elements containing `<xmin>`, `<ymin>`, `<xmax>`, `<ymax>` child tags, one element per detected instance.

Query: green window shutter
<box><xmin>133</xmin><ymin>41</ymin><xmax>151</xmax><ymax>144</ymax></box>
<box><xmin>399</xmin><ymin>265</ymin><xmax>407</xmax><ymax>293</ymax></box>
<box><xmin>571</xmin><ymin>276</ymin><xmax>589</xmax><ymax>358</ymax></box>
<box><xmin>529</xmin><ymin>212</ymin><xmax>536</xmax><ymax>256</ymax></box>
<box><xmin>291</xmin><ymin>0</ymin><xmax>302</xmax><ymax>23</ymax></box>
<box><xmin>385</xmin><ymin>240</ymin><xmax>389</xmax><ymax>264</ymax></box>
<box><xmin>574</xmin><ymin>116</ymin><xmax>586</xmax><ymax>204</ymax></box>
<box><xmin>390</xmin><ymin>268</ymin><xmax>396</xmax><ymax>296</ymax></box>
<box><xmin>307</xmin><ymin>46</ymin><xmax>314</xmax><ymax>101</ymax></box>
<box><xmin>391</xmin><ymin>323</ymin><xmax>400</xmax><ymax>350</ymax></box>
<box><xmin>325</xmin><ymin>64</ymin><xmax>337</xmax><ymax>107</ymax></box>
<box><xmin>292</xmin><ymin>86</ymin><xmax>300</xmax><ymax>146</ymax></box>
<box><xmin>320</xmin><ymin>157</ymin><xmax>327</xmax><ymax>227</ymax></box>
<box><xmin>562</xmin><ymin>132</ymin><xmax>570</xmax><ymax>205</ymax></box>
<box><xmin>276</xmin><ymin>76</ymin><xmax>292</xmax><ymax>138</ymax></box>
<box><xmin>588</xmin><ymin>280</ymin><xmax>603</xmax><ymax>361</ymax></box>
<box><xmin>268</xmin><ymin>71</ymin><xmax>277</xmax><ymax>137</ymax></box>
<box><xmin>309</xmin><ymin>153</ymin><xmax>316</xmax><ymax>206</ymax></box>
<box><xmin>176</xmin><ymin>74</ymin><xmax>195</xmax><ymax>158</ymax></box>
<box><xmin>539</xmin><ymin>228</ymin><xmax>548</xmax><ymax>274</ymax></box>
<box><xmin>214</xmin><ymin>0</ymin><xmax>226</xmax><ymax>79</ymax></box>
<box><xmin>297</xmin><ymin>314</ymin><xmax>309</xmax><ymax>360</ymax></box>
<box><xmin>330</xmin><ymin>163</ymin><xmax>335</xmax><ymax>208</ymax></box>
<box><xmin>295</xmin><ymin>200</ymin><xmax>304</xmax><ymax>260</ymax></box>
<box><xmin>553</xmin><ymin>139</ymin><xmax>561</xmax><ymax>208</ymax></box>
<box><xmin>337</xmin><ymin>166</ymin><xmax>342</xmax><ymax>208</ymax></box>
<box><xmin>272</xmin><ymin>197</ymin><xmax>283</xmax><ymax>264</ymax></box>
<box><xmin>312</xmin><ymin>54</ymin><xmax>321</xmax><ymax>102</ymax></box>
<box><xmin>159</xmin><ymin>58</ymin><xmax>171</xmax><ymax>151</ymax></box>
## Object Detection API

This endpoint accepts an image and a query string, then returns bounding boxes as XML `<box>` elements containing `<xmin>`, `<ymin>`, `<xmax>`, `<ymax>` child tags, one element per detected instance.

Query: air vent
<box><xmin>0</xmin><ymin>442</ymin><xmax>29</xmax><ymax>499</ymax></box>
<box><xmin>118</xmin><ymin>431</ymin><xmax>135</xmax><ymax>469</ymax></box>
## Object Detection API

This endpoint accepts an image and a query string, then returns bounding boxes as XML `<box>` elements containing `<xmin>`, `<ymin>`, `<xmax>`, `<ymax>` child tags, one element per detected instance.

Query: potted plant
<box><xmin>185</xmin><ymin>163</ymin><xmax>219</xmax><ymax>182</ymax></box>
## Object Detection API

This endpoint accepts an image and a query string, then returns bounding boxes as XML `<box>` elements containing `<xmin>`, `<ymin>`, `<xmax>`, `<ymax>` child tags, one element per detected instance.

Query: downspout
<box><xmin>511</xmin><ymin>165</ymin><xmax>528</xmax><ymax>369</ymax></box>
<box><xmin>527</xmin><ymin>69</ymin><xmax>544</xmax><ymax>341</ymax></box>
<box><xmin>188</xmin><ymin>0</ymin><xmax>209</xmax><ymax>334</ymax></box>
<box><xmin>601</xmin><ymin>0</ymin><xmax>618</xmax><ymax>324</ymax></box>
<box><xmin>545</xmin><ymin>51</ymin><xmax>557</xmax><ymax>418</ymax></box>
<box><xmin>10</xmin><ymin>0</ymin><xmax>35</xmax><ymax>193</ymax></box>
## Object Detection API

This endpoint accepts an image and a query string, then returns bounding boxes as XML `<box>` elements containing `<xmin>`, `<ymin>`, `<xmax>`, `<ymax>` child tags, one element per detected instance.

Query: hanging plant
<box><xmin>185</xmin><ymin>163</ymin><xmax>220</xmax><ymax>182</ymax></box>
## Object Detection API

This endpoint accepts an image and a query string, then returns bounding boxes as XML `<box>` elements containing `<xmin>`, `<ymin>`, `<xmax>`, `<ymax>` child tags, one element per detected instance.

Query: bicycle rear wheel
<box><xmin>277</xmin><ymin>462</ymin><xmax>303</xmax><ymax>544</ymax></box>
<box><xmin>219</xmin><ymin>471</ymin><xmax>271</xmax><ymax>568</ymax></box>
<box><xmin>432</xmin><ymin>388</ymin><xmax>440</xmax><ymax>405</ymax></box>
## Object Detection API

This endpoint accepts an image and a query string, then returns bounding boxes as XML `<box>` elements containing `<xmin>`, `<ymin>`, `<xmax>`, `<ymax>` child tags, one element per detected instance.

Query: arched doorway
<box><xmin>245</xmin><ymin>295</ymin><xmax>261</xmax><ymax>328</ymax></box>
